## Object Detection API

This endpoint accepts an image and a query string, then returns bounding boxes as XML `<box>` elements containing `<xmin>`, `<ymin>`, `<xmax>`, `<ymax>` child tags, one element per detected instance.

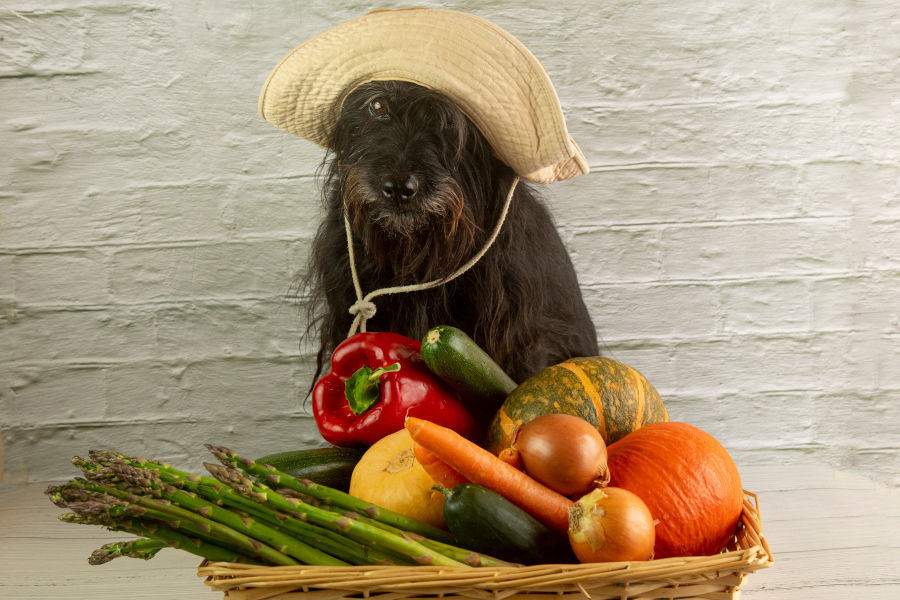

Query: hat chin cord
<box><xmin>344</xmin><ymin>176</ymin><xmax>520</xmax><ymax>338</ymax></box>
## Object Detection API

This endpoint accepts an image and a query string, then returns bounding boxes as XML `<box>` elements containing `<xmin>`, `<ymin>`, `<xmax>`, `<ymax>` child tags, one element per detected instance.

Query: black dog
<box><xmin>302</xmin><ymin>81</ymin><xmax>598</xmax><ymax>386</ymax></box>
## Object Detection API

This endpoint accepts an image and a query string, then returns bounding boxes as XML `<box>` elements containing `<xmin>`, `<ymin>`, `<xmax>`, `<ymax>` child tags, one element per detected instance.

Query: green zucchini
<box><xmin>434</xmin><ymin>483</ymin><xmax>575</xmax><ymax>565</ymax></box>
<box><xmin>420</xmin><ymin>325</ymin><xmax>517</xmax><ymax>410</ymax></box>
<box><xmin>255</xmin><ymin>446</ymin><xmax>365</xmax><ymax>492</ymax></box>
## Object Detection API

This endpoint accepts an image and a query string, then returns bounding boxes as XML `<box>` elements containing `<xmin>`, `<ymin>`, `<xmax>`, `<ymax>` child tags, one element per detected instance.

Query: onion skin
<box><xmin>567</xmin><ymin>487</ymin><xmax>655</xmax><ymax>563</ymax></box>
<box><xmin>515</xmin><ymin>413</ymin><xmax>611</xmax><ymax>496</ymax></box>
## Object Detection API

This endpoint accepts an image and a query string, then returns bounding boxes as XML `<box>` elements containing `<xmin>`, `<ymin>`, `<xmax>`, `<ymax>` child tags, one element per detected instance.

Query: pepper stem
<box><xmin>368</xmin><ymin>362</ymin><xmax>401</xmax><ymax>382</ymax></box>
<box><xmin>345</xmin><ymin>362</ymin><xmax>401</xmax><ymax>415</ymax></box>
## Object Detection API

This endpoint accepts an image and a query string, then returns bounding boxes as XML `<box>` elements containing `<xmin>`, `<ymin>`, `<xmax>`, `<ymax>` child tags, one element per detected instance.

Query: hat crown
<box><xmin>259</xmin><ymin>8</ymin><xmax>588</xmax><ymax>184</ymax></box>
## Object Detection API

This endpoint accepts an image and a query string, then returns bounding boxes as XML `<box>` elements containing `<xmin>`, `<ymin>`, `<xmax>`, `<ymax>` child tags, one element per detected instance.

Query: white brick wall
<box><xmin>2</xmin><ymin>1</ymin><xmax>898</xmax><ymax>486</ymax></box>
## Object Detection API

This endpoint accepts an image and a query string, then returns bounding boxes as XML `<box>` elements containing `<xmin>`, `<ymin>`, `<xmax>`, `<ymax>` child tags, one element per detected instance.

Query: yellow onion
<box><xmin>568</xmin><ymin>487</ymin><xmax>656</xmax><ymax>562</ymax></box>
<box><xmin>514</xmin><ymin>413</ymin><xmax>610</xmax><ymax>496</ymax></box>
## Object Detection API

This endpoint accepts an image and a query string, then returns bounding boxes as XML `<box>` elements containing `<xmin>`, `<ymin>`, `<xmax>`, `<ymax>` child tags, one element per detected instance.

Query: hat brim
<box><xmin>258</xmin><ymin>8</ymin><xmax>588</xmax><ymax>184</ymax></box>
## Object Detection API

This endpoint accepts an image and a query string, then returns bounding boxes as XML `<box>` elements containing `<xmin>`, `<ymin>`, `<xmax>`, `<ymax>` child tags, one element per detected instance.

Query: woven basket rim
<box><xmin>198</xmin><ymin>490</ymin><xmax>774</xmax><ymax>598</ymax></box>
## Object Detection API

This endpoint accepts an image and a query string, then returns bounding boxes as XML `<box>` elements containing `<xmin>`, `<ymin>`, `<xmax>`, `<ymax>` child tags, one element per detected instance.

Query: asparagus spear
<box><xmin>47</xmin><ymin>480</ymin><xmax>298</xmax><ymax>565</ymax></box>
<box><xmin>87</xmin><ymin>450</ymin><xmax>228</xmax><ymax>497</ymax></box>
<box><xmin>83</xmin><ymin>451</ymin><xmax>405</xmax><ymax>565</ymax></box>
<box><xmin>95</xmin><ymin>461</ymin><xmax>349</xmax><ymax>567</ymax></box>
<box><xmin>279</xmin><ymin>488</ymin><xmax>512</xmax><ymax>567</ymax></box>
<box><xmin>61</xmin><ymin>512</ymin><xmax>254</xmax><ymax>565</ymax></box>
<box><xmin>88</xmin><ymin>538</ymin><xmax>165</xmax><ymax>564</ymax></box>
<box><xmin>304</xmin><ymin>499</ymin><xmax>513</xmax><ymax>568</ymax></box>
<box><xmin>205</xmin><ymin>462</ymin><xmax>466</xmax><ymax>567</ymax></box>
<box><xmin>206</xmin><ymin>444</ymin><xmax>457</xmax><ymax>545</ymax></box>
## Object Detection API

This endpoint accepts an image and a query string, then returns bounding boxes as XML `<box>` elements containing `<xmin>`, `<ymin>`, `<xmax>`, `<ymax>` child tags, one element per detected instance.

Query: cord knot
<box><xmin>348</xmin><ymin>299</ymin><xmax>377</xmax><ymax>321</ymax></box>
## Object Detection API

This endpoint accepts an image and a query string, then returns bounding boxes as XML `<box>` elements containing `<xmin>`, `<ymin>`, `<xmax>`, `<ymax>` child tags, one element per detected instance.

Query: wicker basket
<box><xmin>198</xmin><ymin>490</ymin><xmax>773</xmax><ymax>600</ymax></box>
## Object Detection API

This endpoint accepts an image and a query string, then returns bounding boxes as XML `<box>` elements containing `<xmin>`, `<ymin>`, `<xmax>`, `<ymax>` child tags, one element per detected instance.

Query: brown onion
<box><xmin>568</xmin><ymin>487</ymin><xmax>655</xmax><ymax>562</ymax></box>
<box><xmin>514</xmin><ymin>413</ymin><xmax>610</xmax><ymax>496</ymax></box>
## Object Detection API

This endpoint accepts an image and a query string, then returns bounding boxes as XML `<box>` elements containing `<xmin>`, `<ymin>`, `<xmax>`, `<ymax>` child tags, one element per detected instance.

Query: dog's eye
<box><xmin>368</xmin><ymin>98</ymin><xmax>389</xmax><ymax>119</ymax></box>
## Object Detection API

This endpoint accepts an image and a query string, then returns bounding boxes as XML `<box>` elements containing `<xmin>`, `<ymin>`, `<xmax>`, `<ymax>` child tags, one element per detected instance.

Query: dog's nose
<box><xmin>381</xmin><ymin>174</ymin><xmax>419</xmax><ymax>202</ymax></box>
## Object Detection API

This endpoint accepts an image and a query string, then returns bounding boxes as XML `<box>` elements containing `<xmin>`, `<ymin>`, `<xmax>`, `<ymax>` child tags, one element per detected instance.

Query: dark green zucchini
<box><xmin>255</xmin><ymin>446</ymin><xmax>365</xmax><ymax>492</ymax></box>
<box><xmin>420</xmin><ymin>325</ymin><xmax>517</xmax><ymax>411</ymax></box>
<box><xmin>434</xmin><ymin>483</ymin><xmax>575</xmax><ymax>565</ymax></box>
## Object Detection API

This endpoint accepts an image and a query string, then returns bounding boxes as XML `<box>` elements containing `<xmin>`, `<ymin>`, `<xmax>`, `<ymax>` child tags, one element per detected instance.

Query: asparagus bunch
<box><xmin>47</xmin><ymin>445</ymin><xmax>512</xmax><ymax>569</ymax></box>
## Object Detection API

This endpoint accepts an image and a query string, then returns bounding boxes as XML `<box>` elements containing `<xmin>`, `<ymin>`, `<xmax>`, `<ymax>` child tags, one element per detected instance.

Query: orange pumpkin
<box><xmin>606</xmin><ymin>421</ymin><xmax>744</xmax><ymax>558</ymax></box>
<box><xmin>486</xmin><ymin>357</ymin><xmax>668</xmax><ymax>455</ymax></box>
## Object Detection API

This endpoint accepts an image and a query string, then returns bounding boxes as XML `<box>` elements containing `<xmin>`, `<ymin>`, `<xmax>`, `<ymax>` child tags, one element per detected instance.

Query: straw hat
<box><xmin>258</xmin><ymin>8</ymin><xmax>588</xmax><ymax>184</ymax></box>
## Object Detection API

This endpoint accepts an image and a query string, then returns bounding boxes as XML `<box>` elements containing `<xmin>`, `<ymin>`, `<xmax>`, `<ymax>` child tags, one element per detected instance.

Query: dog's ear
<box><xmin>329</xmin><ymin>83</ymin><xmax>378</xmax><ymax>155</ymax></box>
<box><xmin>436</xmin><ymin>101</ymin><xmax>491</xmax><ymax>171</ymax></box>
<box><xmin>447</xmin><ymin>105</ymin><xmax>471</xmax><ymax>166</ymax></box>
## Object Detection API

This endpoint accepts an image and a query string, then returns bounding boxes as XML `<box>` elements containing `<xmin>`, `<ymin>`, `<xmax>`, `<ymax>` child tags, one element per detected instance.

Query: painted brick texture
<box><xmin>1</xmin><ymin>1</ymin><xmax>898</xmax><ymax>486</ymax></box>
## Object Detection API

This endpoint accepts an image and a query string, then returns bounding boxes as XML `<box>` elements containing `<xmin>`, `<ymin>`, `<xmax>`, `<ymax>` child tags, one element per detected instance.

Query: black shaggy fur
<box><xmin>303</xmin><ymin>81</ymin><xmax>598</xmax><ymax>387</ymax></box>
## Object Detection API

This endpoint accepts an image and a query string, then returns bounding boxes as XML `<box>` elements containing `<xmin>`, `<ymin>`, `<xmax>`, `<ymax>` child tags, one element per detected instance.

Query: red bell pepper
<box><xmin>311</xmin><ymin>331</ymin><xmax>479</xmax><ymax>447</ymax></box>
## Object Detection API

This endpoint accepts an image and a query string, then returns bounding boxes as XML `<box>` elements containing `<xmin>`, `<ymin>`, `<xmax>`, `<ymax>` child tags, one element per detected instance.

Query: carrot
<box><xmin>413</xmin><ymin>444</ymin><xmax>469</xmax><ymax>488</ymax></box>
<box><xmin>405</xmin><ymin>416</ymin><xmax>573</xmax><ymax>534</ymax></box>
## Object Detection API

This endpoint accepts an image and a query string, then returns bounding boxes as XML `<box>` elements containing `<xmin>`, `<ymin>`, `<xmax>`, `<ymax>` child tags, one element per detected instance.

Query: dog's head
<box><xmin>323</xmin><ymin>81</ymin><xmax>510</xmax><ymax>282</ymax></box>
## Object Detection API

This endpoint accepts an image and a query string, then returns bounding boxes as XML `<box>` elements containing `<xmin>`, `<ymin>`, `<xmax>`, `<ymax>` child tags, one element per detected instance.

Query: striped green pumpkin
<box><xmin>486</xmin><ymin>357</ymin><xmax>669</xmax><ymax>455</ymax></box>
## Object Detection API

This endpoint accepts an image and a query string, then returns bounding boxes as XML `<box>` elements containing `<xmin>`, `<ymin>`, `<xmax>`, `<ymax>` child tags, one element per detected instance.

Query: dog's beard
<box><xmin>341</xmin><ymin>164</ymin><xmax>480</xmax><ymax>283</ymax></box>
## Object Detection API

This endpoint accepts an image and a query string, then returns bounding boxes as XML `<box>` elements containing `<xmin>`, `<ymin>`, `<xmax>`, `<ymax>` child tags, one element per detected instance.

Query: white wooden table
<box><xmin>1</xmin><ymin>463</ymin><xmax>898</xmax><ymax>599</ymax></box>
